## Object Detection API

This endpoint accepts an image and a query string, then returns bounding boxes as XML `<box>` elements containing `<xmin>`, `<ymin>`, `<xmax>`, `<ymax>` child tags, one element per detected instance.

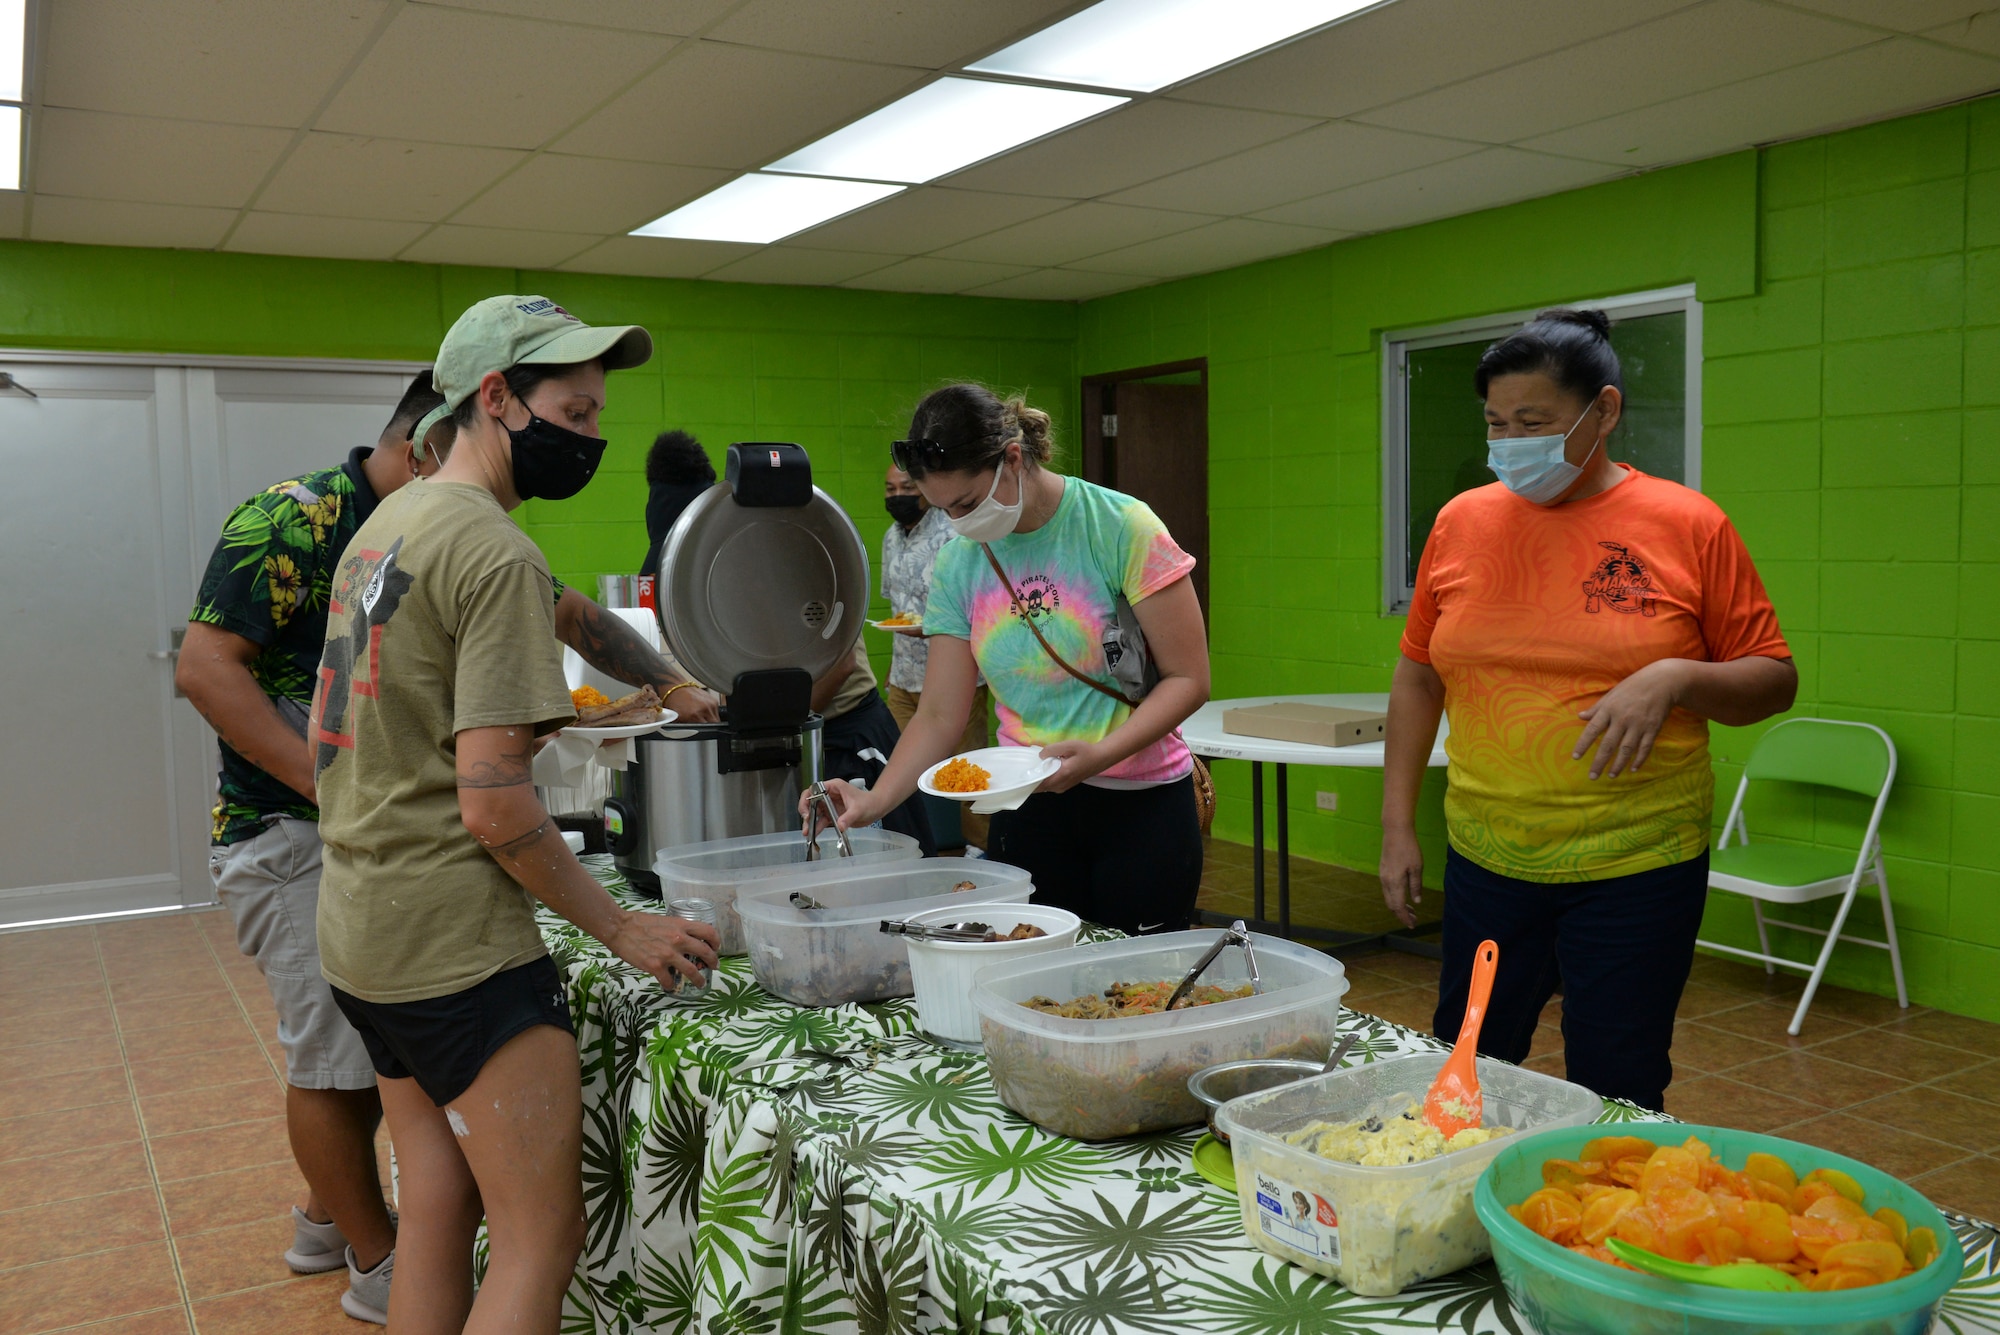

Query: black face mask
<box><xmin>884</xmin><ymin>494</ymin><xmax>924</xmax><ymax>527</ymax></box>
<box><xmin>506</xmin><ymin>410</ymin><xmax>606</xmax><ymax>501</ymax></box>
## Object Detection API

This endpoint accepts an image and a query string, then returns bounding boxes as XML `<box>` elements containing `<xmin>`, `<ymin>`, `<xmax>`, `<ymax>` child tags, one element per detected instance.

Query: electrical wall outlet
<box><xmin>1315</xmin><ymin>790</ymin><xmax>1338</xmax><ymax>812</ymax></box>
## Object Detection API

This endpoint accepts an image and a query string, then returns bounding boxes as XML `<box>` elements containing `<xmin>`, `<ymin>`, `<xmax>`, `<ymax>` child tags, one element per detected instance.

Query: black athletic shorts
<box><xmin>330</xmin><ymin>955</ymin><xmax>574</xmax><ymax>1106</ymax></box>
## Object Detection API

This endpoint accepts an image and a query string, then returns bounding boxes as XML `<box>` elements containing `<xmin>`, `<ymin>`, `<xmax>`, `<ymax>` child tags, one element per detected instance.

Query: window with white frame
<box><xmin>1381</xmin><ymin>286</ymin><xmax>1703</xmax><ymax>614</ymax></box>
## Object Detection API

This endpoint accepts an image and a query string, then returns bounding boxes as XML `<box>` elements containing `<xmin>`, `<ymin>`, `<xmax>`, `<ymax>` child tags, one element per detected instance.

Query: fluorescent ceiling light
<box><xmin>0</xmin><ymin>107</ymin><xmax>18</xmax><ymax>191</ymax></box>
<box><xmin>631</xmin><ymin>174</ymin><xmax>904</xmax><ymax>244</ymax></box>
<box><xmin>969</xmin><ymin>0</ymin><xmax>1384</xmax><ymax>93</ymax></box>
<box><xmin>0</xmin><ymin>0</ymin><xmax>22</xmax><ymax>104</ymax></box>
<box><xmin>767</xmin><ymin>77</ymin><xmax>1126</xmax><ymax>184</ymax></box>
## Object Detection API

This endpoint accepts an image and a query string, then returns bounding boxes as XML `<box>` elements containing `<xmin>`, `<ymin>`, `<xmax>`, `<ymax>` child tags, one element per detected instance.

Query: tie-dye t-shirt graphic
<box><xmin>924</xmin><ymin>478</ymin><xmax>1196</xmax><ymax>786</ymax></box>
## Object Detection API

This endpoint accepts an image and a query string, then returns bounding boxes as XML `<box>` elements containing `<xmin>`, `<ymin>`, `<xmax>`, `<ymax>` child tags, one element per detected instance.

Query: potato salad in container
<box><xmin>1216</xmin><ymin>1052</ymin><xmax>1601</xmax><ymax>1296</ymax></box>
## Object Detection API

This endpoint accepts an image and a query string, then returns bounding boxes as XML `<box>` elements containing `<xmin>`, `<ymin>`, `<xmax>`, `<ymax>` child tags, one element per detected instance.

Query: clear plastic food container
<box><xmin>969</xmin><ymin>931</ymin><xmax>1347</xmax><ymax>1142</ymax></box>
<box><xmin>736</xmin><ymin>861</ymin><xmax>1033</xmax><ymax>1007</ymax></box>
<box><xmin>1215</xmin><ymin>1053</ymin><xmax>1601</xmax><ymax>1296</ymax></box>
<box><xmin>652</xmin><ymin>828</ymin><xmax>920</xmax><ymax>955</ymax></box>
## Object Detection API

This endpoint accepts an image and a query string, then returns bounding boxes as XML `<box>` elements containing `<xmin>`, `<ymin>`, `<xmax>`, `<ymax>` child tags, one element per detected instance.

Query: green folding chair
<box><xmin>1700</xmin><ymin>717</ymin><xmax>1906</xmax><ymax>1036</ymax></box>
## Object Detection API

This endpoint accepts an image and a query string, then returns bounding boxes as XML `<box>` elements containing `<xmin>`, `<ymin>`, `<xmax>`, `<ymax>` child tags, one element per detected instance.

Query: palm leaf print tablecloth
<box><xmin>541</xmin><ymin>860</ymin><xmax>2000</xmax><ymax>1335</ymax></box>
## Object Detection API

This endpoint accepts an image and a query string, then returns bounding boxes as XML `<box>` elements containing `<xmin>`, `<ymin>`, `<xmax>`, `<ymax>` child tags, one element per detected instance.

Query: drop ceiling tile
<box><xmin>28</xmin><ymin>196</ymin><xmax>235</xmax><ymax>249</ymax></box>
<box><xmin>556</xmin><ymin>234</ymin><xmax>757</xmax><ymax>278</ymax></box>
<box><xmin>317</xmin><ymin>6</ymin><xmax>676</xmax><ymax>149</ymax></box>
<box><xmin>1521</xmin><ymin>37</ymin><xmax>2000</xmax><ymax>168</ymax></box>
<box><xmin>705</xmin><ymin>0</ymin><xmax>1079</xmax><ymax>68</ymax></box>
<box><xmin>1105</xmin><ymin>121</ymin><xmax>1482</xmax><ymax>215</ymax></box>
<box><xmin>1354</xmin><ymin>0</ymin><xmax>1875</xmax><ymax>146</ymax></box>
<box><xmin>1782</xmin><ymin>1</ymin><xmax>1996</xmax><ymax>32</ymax></box>
<box><xmin>256</xmin><ymin>134</ymin><xmax>527</xmax><ymax>224</ymax></box>
<box><xmin>41</xmin><ymin>0</ymin><xmax>388</xmax><ymax>126</ymax></box>
<box><xmin>551</xmin><ymin>43</ymin><xmax>922</xmax><ymax>169</ymax></box>
<box><xmin>1173</xmin><ymin>0</ymin><xmax>1699</xmax><ymax>120</ymax></box>
<box><xmin>787</xmin><ymin>186</ymin><xmax>1070</xmax><ymax>255</ymax></box>
<box><xmin>1924</xmin><ymin>10</ymin><xmax>2000</xmax><ymax>57</ymax></box>
<box><xmin>451</xmin><ymin>155</ymin><xmax>728</xmax><ymax>234</ymax></box>
<box><xmin>1082</xmin><ymin>218</ymin><xmax>1346</xmax><ymax>278</ymax></box>
<box><xmin>962</xmin><ymin>268</ymin><xmax>1151</xmax><ymax>301</ymax></box>
<box><xmin>425</xmin><ymin>0</ymin><xmax>735</xmax><ymax>34</ymax></box>
<box><xmin>701</xmin><ymin>246</ymin><xmax>897</xmax><ymax>287</ymax></box>
<box><xmin>223</xmin><ymin>212</ymin><xmax>430</xmax><ymax>260</ymax></box>
<box><xmin>1256</xmin><ymin>147</ymin><xmax>1621</xmax><ymax>234</ymax></box>
<box><xmin>934</xmin><ymin>202</ymin><xmax>1217</xmax><ymax>266</ymax></box>
<box><xmin>398</xmin><ymin>223</ymin><xmax>602</xmax><ymax>270</ymax></box>
<box><xmin>839</xmin><ymin>256</ymin><xmax>1036</xmax><ymax>294</ymax></box>
<box><xmin>32</xmin><ymin>110</ymin><xmax>293</xmax><ymax>208</ymax></box>
<box><xmin>944</xmin><ymin>99</ymin><xmax>1320</xmax><ymax>200</ymax></box>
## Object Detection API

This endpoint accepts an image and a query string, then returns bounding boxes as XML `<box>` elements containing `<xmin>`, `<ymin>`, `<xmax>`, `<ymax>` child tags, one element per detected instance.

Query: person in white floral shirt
<box><xmin>881</xmin><ymin>463</ymin><xmax>990</xmax><ymax>850</ymax></box>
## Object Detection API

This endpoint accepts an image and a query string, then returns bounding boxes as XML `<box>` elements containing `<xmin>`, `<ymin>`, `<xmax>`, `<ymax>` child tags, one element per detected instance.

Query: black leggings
<box><xmin>1434</xmin><ymin>846</ymin><xmax>1710</xmax><ymax>1112</ymax></box>
<box><xmin>986</xmin><ymin>776</ymin><xmax>1202</xmax><ymax>936</ymax></box>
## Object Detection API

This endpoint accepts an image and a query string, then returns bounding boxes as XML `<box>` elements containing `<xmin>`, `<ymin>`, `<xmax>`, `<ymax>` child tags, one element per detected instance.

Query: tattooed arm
<box><xmin>552</xmin><ymin>587</ymin><xmax>721</xmax><ymax>722</ymax></box>
<box><xmin>456</xmin><ymin>723</ymin><xmax>717</xmax><ymax>986</ymax></box>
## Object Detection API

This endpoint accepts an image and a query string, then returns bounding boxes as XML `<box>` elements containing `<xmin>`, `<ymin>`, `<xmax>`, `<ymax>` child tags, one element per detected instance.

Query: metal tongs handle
<box><xmin>880</xmin><ymin>918</ymin><xmax>992</xmax><ymax>942</ymax></box>
<box><xmin>803</xmin><ymin>781</ymin><xmax>853</xmax><ymax>861</ymax></box>
<box><xmin>1164</xmin><ymin>919</ymin><xmax>1260</xmax><ymax>1012</ymax></box>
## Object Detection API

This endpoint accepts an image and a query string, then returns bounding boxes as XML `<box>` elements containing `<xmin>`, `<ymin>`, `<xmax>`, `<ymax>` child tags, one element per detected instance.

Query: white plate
<box><xmin>867</xmin><ymin>617</ymin><xmax>924</xmax><ymax>634</ymax></box>
<box><xmin>560</xmin><ymin>709</ymin><xmax>679</xmax><ymax>741</ymax></box>
<box><xmin>919</xmin><ymin>746</ymin><xmax>1059</xmax><ymax>813</ymax></box>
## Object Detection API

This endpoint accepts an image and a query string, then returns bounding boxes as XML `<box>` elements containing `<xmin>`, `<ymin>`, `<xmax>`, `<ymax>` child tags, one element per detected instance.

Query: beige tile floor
<box><xmin>3</xmin><ymin>837</ymin><xmax>1997</xmax><ymax>1332</ymax></box>
<box><xmin>0</xmin><ymin>910</ymin><xmax>390</xmax><ymax>1335</ymax></box>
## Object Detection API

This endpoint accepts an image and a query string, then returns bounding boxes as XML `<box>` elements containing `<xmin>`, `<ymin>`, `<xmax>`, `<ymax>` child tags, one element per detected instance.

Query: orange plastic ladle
<box><xmin>1423</xmin><ymin>939</ymin><xmax>1498</xmax><ymax>1138</ymax></box>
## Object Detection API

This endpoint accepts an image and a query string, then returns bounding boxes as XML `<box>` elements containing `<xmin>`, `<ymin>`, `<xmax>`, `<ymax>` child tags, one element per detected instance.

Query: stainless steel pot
<box><xmin>604</xmin><ymin>720</ymin><xmax>823</xmax><ymax>884</ymax></box>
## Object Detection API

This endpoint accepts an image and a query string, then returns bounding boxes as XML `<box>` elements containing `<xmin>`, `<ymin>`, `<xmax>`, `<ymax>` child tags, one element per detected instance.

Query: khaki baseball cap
<box><xmin>410</xmin><ymin>294</ymin><xmax>652</xmax><ymax>445</ymax></box>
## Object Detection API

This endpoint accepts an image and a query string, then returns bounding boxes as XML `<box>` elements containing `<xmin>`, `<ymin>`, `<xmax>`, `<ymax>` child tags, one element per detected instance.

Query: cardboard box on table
<box><xmin>1220</xmin><ymin>702</ymin><xmax>1388</xmax><ymax>749</ymax></box>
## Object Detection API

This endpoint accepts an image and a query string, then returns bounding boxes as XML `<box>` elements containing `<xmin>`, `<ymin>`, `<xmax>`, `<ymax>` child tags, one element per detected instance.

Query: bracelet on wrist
<box><xmin>659</xmin><ymin>680</ymin><xmax>704</xmax><ymax>702</ymax></box>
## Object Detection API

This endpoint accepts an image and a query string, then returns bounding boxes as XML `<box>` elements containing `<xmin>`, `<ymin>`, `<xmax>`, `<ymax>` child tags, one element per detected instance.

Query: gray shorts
<box><xmin>210</xmin><ymin>818</ymin><xmax>376</xmax><ymax>1091</ymax></box>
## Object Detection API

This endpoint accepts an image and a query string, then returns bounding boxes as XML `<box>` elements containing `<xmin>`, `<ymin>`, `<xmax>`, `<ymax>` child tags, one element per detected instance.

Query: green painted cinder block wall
<box><xmin>0</xmin><ymin>245</ymin><xmax>1077</xmax><ymax>689</ymax></box>
<box><xmin>1078</xmin><ymin>97</ymin><xmax>2000</xmax><ymax>1023</ymax></box>
<box><xmin>0</xmin><ymin>90</ymin><xmax>1992</xmax><ymax>1020</ymax></box>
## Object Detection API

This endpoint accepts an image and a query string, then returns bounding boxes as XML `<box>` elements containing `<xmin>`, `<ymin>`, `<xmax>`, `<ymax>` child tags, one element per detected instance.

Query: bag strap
<box><xmin>980</xmin><ymin>542</ymin><xmax>1139</xmax><ymax>708</ymax></box>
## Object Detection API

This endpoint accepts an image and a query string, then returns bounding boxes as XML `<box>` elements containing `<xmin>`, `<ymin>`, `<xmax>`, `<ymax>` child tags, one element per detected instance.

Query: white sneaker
<box><xmin>341</xmin><ymin>1245</ymin><xmax>393</xmax><ymax>1326</ymax></box>
<box><xmin>283</xmin><ymin>1206</ymin><xmax>348</xmax><ymax>1275</ymax></box>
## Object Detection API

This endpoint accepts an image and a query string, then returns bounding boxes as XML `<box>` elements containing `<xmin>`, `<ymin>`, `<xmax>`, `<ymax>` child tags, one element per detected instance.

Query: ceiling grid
<box><xmin>5</xmin><ymin>0</ymin><xmax>1999</xmax><ymax>298</ymax></box>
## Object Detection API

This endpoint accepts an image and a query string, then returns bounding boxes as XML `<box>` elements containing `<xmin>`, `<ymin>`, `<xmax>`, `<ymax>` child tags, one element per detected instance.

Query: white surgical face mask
<box><xmin>948</xmin><ymin>455</ymin><xmax>1024</xmax><ymax>542</ymax></box>
<box><xmin>1485</xmin><ymin>402</ymin><xmax>1601</xmax><ymax>505</ymax></box>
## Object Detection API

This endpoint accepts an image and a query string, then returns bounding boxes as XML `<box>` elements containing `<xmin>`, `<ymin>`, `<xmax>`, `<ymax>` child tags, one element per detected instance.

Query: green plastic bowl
<box><xmin>1474</xmin><ymin>1123</ymin><xmax>1963</xmax><ymax>1335</ymax></box>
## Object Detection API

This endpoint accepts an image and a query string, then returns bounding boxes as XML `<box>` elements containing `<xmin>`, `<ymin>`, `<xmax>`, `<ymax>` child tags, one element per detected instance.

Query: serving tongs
<box><xmin>1164</xmin><ymin>919</ymin><xmax>1261</xmax><ymax>1011</ymax></box>
<box><xmin>802</xmin><ymin>781</ymin><xmax>853</xmax><ymax>861</ymax></box>
<box><xmin>879</xmin><ymin>918</ymin><xmax>994</xmax><ymax>943</ymax></box>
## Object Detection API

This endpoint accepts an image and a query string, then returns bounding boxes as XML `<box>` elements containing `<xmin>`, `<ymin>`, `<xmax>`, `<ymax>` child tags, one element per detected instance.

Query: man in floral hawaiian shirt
<box><xmin>179</xmin><ymin>369</ymin><xmax>713</xmax><ymax>1322</ymax></box>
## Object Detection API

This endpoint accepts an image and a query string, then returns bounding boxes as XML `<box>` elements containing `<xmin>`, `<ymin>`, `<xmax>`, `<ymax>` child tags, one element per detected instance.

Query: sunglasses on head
<box><xmin>890</xmin><ymin>438</ymin><xmax>947</xmax><ymax>474</ymax></box>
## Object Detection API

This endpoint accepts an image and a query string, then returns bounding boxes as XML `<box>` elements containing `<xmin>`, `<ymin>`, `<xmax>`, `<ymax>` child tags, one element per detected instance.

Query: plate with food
<box><xmin>562</xmin><ymin>685</ymin><xmax>679</xmax><ymax>739</ymax></box>
<box><xmin>918</xmin><ymin>746</ymin><xmax>1059</xmax><ymax>813</ymax></box>
<box><xmin>867</xmin><ymin>613</ymin><xmax>924</xmax><ymax>635</ymax></box>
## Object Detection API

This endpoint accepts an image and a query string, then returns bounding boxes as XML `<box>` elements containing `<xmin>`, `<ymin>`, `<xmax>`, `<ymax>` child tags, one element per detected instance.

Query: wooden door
<box><xmin>1104</xmin><ymin>381</ymin><xmax>1208</xmax><ymax>610</ymax></box>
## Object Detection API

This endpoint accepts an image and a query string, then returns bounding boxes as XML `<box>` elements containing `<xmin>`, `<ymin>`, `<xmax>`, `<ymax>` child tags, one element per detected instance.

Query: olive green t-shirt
<box><xmin>311</xmin><ymin>481</ymin><xmax>573</xmax><ymax>1003</ymax></box>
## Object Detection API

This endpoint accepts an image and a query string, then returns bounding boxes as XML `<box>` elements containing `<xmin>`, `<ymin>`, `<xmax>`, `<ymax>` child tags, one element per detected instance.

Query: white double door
<box><xmin>0</xmin><ymin>357</ymin><xmax>421</xmax><ymax>928</ymax></box>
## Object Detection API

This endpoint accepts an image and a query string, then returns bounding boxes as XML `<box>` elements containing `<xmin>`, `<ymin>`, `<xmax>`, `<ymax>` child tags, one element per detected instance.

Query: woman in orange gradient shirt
<box><xmin>1380</xmin><ymin>308</ymin><xmax>1797</xmax><ymax>1112</ymax></box>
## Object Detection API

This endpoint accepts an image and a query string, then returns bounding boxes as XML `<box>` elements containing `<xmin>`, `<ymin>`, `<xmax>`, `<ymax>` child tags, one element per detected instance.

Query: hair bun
<box><xmin>1536</xmin><ymin>306</ymin><xmax>1612</xmax><ymax>340</ymax></box>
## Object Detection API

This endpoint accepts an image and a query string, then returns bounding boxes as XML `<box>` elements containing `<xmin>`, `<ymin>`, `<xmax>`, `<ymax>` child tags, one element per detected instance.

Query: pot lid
<box><xmin>654</xmin><ymin>482</ymin><xmax>868</xmax><ymax>690</ymax></box>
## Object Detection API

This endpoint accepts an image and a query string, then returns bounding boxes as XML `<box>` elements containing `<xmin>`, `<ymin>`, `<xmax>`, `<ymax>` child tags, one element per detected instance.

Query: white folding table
<box><xmin>1181</xmin><ymin>692</ymin><xmax>1448</xmax><ymax>949</ymax></box>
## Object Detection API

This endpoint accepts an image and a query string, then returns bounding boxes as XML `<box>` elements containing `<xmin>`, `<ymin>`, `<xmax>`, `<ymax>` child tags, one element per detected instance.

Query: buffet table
<box><xmin>543</xmin><ymin>862</ymin><xmax>2000</xmax><ymax>1335</ymax></box>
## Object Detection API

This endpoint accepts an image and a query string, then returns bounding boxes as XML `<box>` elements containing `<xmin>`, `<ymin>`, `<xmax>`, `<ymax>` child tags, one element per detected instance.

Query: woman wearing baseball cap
<box><xmin>310</xmin><ymin>296</ymin><xmax>719</xmax><ymax>1333</ymax></box>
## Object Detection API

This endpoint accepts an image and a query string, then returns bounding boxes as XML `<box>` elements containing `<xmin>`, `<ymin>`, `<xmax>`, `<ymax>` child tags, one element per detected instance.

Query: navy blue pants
<box><xmin>1433</xmin><ymin>846</ymin><xmax>1709</xmax><ymax>1112</ymax></box>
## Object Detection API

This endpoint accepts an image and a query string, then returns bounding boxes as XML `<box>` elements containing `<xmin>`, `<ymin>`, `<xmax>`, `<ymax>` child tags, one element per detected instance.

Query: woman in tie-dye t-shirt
<box><xmin>804</xmin><ymin>384</ymin><xmax>1211</xmax><ymax>936</ymax></box>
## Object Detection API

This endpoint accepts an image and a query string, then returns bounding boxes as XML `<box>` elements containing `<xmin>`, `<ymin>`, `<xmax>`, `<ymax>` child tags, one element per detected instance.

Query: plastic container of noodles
<box><xmin>970</xmin><ymin>931</ymin><xmax>1346</xmax><ymax>1141</ymax></box>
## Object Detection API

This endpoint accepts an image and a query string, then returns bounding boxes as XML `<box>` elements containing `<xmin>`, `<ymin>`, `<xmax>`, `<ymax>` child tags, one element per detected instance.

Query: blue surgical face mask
<box><xmin>1486</xmin><ymin>403</ymin><xmax>1601</xmax><ymax>505</ymax></box>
